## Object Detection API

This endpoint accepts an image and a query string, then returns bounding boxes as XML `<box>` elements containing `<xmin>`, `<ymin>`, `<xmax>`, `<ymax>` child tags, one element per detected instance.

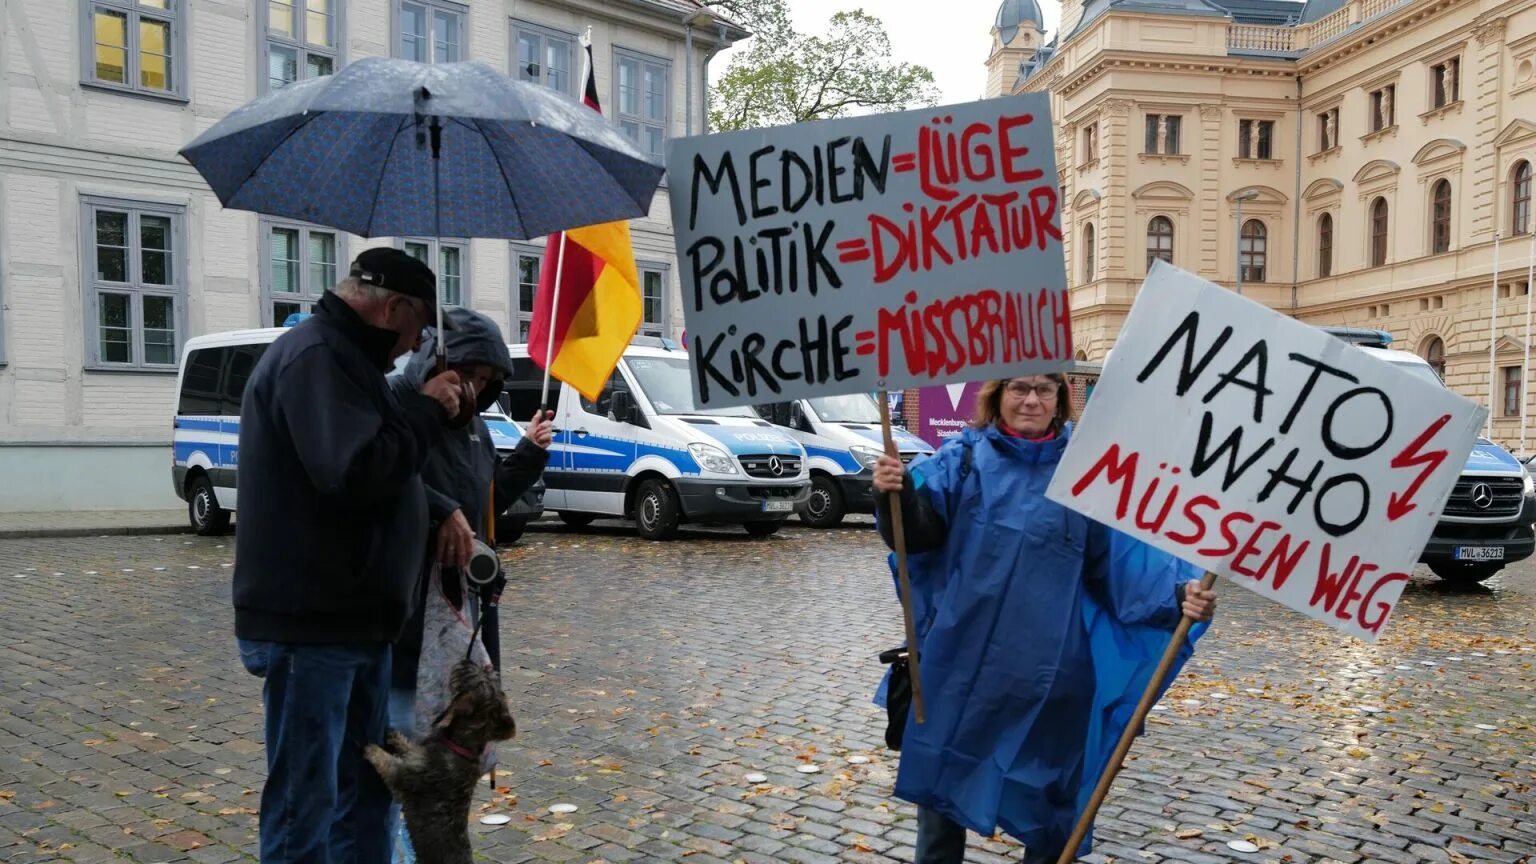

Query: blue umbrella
<box><xmin>178</xmin><ymin>57</ymin><xmax>663</xmax><ymax>241</ymax></box>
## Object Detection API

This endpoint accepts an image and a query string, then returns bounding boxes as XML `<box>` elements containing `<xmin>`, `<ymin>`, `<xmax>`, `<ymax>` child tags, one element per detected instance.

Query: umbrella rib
<box><xmin>471</xmin><ymin>116</ymin><xmax>532</xmax><ymax>239</ymax></box>
<box><xmin>363</xmin><ymin>113</ymin><xmax>416</xmax><ymax>239</ymax></box>
<box><xmin>229</xmin><ymin>112</ymin><xmax>326</xmax><ymax>210</ymax></box>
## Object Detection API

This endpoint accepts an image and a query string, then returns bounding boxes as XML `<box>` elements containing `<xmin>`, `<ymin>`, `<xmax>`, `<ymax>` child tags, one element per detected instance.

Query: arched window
<box><xmin>1431</xmin><ymin>179</ymin><xmax>1452</xmax><ymax>254</ymax></box>
<box><xmin>1422</xmin><ymin>336</ymin><xmax>1446</xmax><ymax>380</ymax></box>
<box><xmin>1082</xmin><ymin>223</ymin><xmax>1096</xmax><ymax>282</ymax></box>
<box><xmin>1317</xmin><ymin>213</ymin><xmax>1333</xmax><ymax>278</ymax></box>
<box><xmin>1515</xmin><ymin>161</ymin><xmax>1533</xmax><ymax>236</ymax></box>
<box><xmin>1147</xmin><ymin>216</ymin><xmax>1174</xmax><ymax>269</ymax></box>
<box><xmin>1370</xmin><ymin>197</ymin><xmax>1389</xmax><ymax>267</ymax></box>
<box><xmin>1239</xmin><ymin>219</ymin><xmax>1267</xmax><ymax>283</ymax></box>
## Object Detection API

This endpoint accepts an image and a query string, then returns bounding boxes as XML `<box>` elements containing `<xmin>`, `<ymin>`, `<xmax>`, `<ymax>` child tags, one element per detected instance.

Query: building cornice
<box><xmin>1056</xmin><ymin>53</ymin><xmax>1297</xmax><ymax>99</ymax></box>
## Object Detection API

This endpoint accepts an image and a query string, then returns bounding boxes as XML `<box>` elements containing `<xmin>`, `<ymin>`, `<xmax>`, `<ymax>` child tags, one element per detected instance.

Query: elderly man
<box><xmin>233</xmin><ymin>248</ymin><xmax>464</xmax><ymax>864</ymax></box>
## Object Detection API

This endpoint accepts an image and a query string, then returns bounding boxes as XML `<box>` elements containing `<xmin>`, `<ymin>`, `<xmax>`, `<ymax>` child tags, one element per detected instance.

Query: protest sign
<box><xmin>1047</xmin><ymin>263</ymin><xmax>1485</xmax><ymax>641</ymax></box>
<box><xmin>667</xmin><ymin>94</ymin><xmax>1071</xmax><ymax>409</ymax></box>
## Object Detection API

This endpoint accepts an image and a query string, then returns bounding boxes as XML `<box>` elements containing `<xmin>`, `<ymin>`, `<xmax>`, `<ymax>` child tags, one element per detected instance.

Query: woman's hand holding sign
<box><xmin>873</xmin><ymin>455</ymin><xmax>906</xmax><ymax>494</ymax></box>
<box><xmin>1181</xmin><ymin>580</ymin><xmax>1217</xmax><ymax>622</ymax></box>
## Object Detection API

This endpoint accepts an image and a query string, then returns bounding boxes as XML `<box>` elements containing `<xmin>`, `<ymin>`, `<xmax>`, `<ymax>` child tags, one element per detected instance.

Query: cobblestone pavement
<box><xmin>1</xmin><ymin>522</ymin><xmax>1533</xmax><ymax>864</ymax></box>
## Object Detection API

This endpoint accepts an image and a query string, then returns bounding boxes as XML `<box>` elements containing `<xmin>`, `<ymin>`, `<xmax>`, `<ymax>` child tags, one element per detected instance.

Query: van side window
<box><xmin>756</xmin><ymin>402</ymin><xmax>792</xmax><ymax>427</ymax></box>
<box><xmin>503</xmin><ymin>357</ymin><xmax>545</xmax><ymax>420</ymax></box>
<box><xmin>580</xmin><ymin>371</ymin><xmax>630</xmax><ymax>419</ymax></box>
<box><xmin>223</xmin><ymin>344</ymin><xmax>268</xmax><ymax>413</ymax></box>
<box><xmin>179</xmin><ymin>348</ymin><xmax>227</xmax><ymax>415</ymax></box>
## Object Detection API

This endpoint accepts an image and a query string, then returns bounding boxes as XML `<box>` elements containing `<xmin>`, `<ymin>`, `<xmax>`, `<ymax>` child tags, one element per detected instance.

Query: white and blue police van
<box><xmin>753</xmin><ymin>395</ymin><xmax>934</xmax><ymax>527</ymax></box>
<box><xmin>172</xmin><ymin>317</ymin><xmax>545</xmax><ymax>538</ymax></box>
<box><xmin>502</xmin><ymin>337</ymin><xmax>812</xmax><ymax>541</ymax></box>
<box><xmin>1324</xmin><ymin>328</ymin><xmax>1536</xmax><ymax>583</ymax></box>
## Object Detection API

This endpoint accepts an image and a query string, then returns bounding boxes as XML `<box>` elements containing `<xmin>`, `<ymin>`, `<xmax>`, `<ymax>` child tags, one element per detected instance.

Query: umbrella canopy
<box><xmin>179</xmin><ymin>57</ymin><xmax>664</xmax><ymax>240</ymax></box>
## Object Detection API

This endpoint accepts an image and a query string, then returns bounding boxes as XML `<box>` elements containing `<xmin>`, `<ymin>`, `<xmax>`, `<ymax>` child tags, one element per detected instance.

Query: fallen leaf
<box><xmin>533</xmin><ymin>823</ymin><xmax>575</xmax><ymax>842</ymax></box>
<box><xmin>217</xmin><ymin>807</ymin><xmax>258</xmax><ymax>816</ymax></box>
<box><xmin>1175</xmin><ymin>829</ymin><xmax>1203</xmax><ymax>840</ymax></box>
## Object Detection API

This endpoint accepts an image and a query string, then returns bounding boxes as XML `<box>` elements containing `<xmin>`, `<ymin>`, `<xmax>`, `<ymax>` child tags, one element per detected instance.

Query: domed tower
<box><xmin>986</xmin><ymin>0</ymin><xmax>1046</xmax><ymax>98</ymax></box>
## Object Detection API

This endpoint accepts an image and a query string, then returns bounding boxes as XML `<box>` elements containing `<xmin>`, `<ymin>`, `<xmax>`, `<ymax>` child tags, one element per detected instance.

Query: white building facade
<box><xmin>0</xmin><ymin>0</ymin><xmax>743</xmax><ymax>512</ymax></box>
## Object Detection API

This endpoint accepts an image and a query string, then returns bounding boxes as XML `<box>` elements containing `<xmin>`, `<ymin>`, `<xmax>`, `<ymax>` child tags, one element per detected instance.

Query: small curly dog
<box><xmin>365</xmin><ymin>659</ymin><xmax>516</xmax><ymax>864</ymax></box>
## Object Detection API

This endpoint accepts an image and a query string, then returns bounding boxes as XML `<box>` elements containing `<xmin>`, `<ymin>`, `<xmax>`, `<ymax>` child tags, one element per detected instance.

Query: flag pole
<box><xmin>878</xmin><ymin>390</ymin><xmax>925</xmax><ymax>725</ymax></box>
<box><xmin>1524</xmin><ymin>227</ymin><xmax>1536</xmax><ymax>458</ymax></box>
<box><xmin>538</xmin><ymin>29</ymin><xmax>592</xmax><ymax>411</ymax></box>
<box><xmin>1055</xmin><ymin>571</ymin><xmax>1218</xmax><ymax>864</ymax></box>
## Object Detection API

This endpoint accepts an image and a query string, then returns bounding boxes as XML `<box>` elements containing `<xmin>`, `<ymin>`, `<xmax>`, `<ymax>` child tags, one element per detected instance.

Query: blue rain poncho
<box><xmin>876</xmin><ymin>424</ymin><xmax>1207</xmax><ymax>861</ymax></box>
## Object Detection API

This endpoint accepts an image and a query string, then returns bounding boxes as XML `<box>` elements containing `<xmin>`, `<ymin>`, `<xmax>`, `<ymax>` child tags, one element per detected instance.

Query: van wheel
<box><xmin>635</xmin><ymin>479</ymin><xmax>681</xmax><ymax>541</ymax></box>
<box><xmin>188</xmin><ymin>476</ymin><xmax>230</xmax><ymax>537</ymax></box>
<box><xmin>745</xmin><ymin>521</ymin><xmax>783</xmax><ymax>539</ymax></box>
<box><xmin>800</xmin><ymin>475</ymin><xmax>845</xmax><ymax>528</ymax></box>
<box><xmin>1429</xmin><ymin>562</ymin><xmax>1502</xmax><ymax>584</ymax></box>
<box><xmin>558</xmin><ymin>512</ymin><xmax>595</xmax><ymax>529</ymax></box>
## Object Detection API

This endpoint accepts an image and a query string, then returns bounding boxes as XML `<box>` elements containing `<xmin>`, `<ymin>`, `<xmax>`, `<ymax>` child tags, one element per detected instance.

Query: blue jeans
<box><xmin>915</xmin><ymin>807</ymin><xmax>967</xmax><ymax>864</ymax></box>
<box><xmin>239</xmin><ymin>639</ymin><xmax>394</xmax><ymax>864</ymax></box>
<box><xmin>386</xmin><ymin>688</ymin><xmax>417</xmax><ymax>864</ymax></box>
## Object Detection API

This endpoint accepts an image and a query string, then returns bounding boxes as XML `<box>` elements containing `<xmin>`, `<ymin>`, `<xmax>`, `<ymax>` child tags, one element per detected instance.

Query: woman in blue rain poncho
<box><xmin>873</xmin><ymin>373</ymin><xmax>1216</xmax><ymax>864</ymax></box>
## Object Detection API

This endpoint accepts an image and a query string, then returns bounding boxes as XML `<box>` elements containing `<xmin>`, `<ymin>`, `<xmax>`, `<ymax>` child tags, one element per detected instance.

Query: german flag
<box><xmin>528</xmin><ymin>42</ymin><xmax>643</xmax><ymax>403</ymax></box>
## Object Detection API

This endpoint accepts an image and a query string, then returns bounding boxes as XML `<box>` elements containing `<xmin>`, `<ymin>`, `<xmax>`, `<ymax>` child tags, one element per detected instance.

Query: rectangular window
<box><xmin>639</xmin><ymin>264</ymin><xmax>668</xmax><ymax>337</ymax></box>
<box><xmin>510</xmin><ymin>242</ymin><xmax>542</xmax><ymax>344</ymax></box>
<box><xmin>513</xmin><ymin>21</ymin><xmax>574</xmax><ymax>95</ymax></box>
<box><xmin>615</xmin><ymin>49</ymin><xmax>670</xmax><ymax>161</ymax></box>
<box><xmin>398</xmin><ymin>0</ymin><xmax>464</xmax><ymax>63</ymax></box>
<box><xmin>1504</xmin><ymin>366</ymin><xmax>1522</xmax><ymax>417</ymax></box>
<box><xmin>82</xmin><ymin>197</ymin><xmax>186</xmax><ymax>370</ymax></box>
<box><xmin>1370</xmin><ymin>84</ymin><xmax>1395</xmax><ymax>132</ymax></box>
<box><xmin>265</xmin><ymin>0</ymin><xmax>338</xmax><ymax>93</ymax></box>
<box><xmin>263</xmin><ymin>221</ymin><xmax>341</xmax><ymax>326</ymax></box>
<box><xmin>82</xmin><ymin>0</ymin><xmax>183</xmax><ymax>98</ymax></box>
<box><xmin>1239</xmin><ymin>119</ymin><xmax>1275</xmax><ymax>160</ymax></box>
<box><xmin>402</xmin><ymin>238</ymin><xmax>468</xmax><ymax>306</ymax></box>
<box><xmin>1432</xmin><ymin>57</ymin><xmax>1459</xmax><ymax>108</ymax></box>
<box><xmin>1144</xmin><ymin>114</ymin><xmax>1181</xmax><ymax>155</ymax></box>
<box><xmin>1082</xmin><ymin>123</ymin><xmax>1097</xmax><ymax>162</ymax></box>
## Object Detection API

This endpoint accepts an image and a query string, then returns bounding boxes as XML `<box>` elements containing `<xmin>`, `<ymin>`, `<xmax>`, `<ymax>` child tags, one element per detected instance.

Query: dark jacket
<box><xmin>388</xmin><ymin>308</ymin><xmax>549</xmax><ymax>688</ymax></box>
<box><xmin>233</xmin><ymin>291</ymin><xmax>446</xmax><ymax>645</ymax></box>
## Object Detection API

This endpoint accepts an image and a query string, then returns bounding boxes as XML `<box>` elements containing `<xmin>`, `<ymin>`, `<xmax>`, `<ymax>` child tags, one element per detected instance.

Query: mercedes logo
<box><xmin>1471</xmin><ymin>483</ymin><xmax>1494</xmax><ymax>509</ymax></box>
<box><xmin>768</xmin><ymin>456</ymin><xmax>784</xmax><ymax>477</ymax></box>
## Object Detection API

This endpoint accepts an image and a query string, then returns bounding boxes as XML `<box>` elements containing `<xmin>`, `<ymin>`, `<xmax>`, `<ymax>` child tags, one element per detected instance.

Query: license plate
<box><xmin>1455</xmin><ymin>546</ymin><xmax>1504</xmax><ymax>561</ymax></box>
<box><xmin>761</xmin><ymin>500</ymin><xmax>794</xmax><ymax>513</ymax></box>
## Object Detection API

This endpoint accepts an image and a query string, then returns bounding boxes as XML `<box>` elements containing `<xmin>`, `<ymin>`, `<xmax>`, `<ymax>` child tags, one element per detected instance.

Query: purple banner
<box><xmin>915</xmin><ymin>382</ymin><xmax>984</xmax><ymax>449</ymax></box>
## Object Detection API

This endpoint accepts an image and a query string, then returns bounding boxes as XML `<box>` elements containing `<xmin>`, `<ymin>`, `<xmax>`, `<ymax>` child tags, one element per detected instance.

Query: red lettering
<box><xmin>1335</xmin><ymin>562</ymin><xmax>1375</xmax><ymax>622</ymax></box>
<box><xmin>1198</xmin><ymin>511</ymin><xmax>1253</xmax><ymax>558</ymax></box>
<box><xmin>919</xmin><ymin>203</ymin><xmax>954</xmax><ymax>272</ymax></box>
<box><xmin>1167</xmin><ymin>495</ymin><xmax>1218</xmax><ymax>545</ymax></box>
<box><xmin>969</xmin><ymin>198</ymin><xmax>1000</xmax><ymax>258</ymax></box>
<box><xmin>1003</xmin><ymin>292</ymin><xmax>1022</xmax><ymax>362</ymax></box>
<box><xmin>1358</xmin><ymin>572</ymin><xmax>1409</xmax><ymax>634</ymax></box>
<box><xmin>1070</xmin><ymin>445</ymin><xmax>1140</xmax><ymax>520</ymax></box>
<box><xmin>998</xmin><ymin>113</ymin><xmax>1036</xmax><ymax>183</ymax></box>
<box><xmin>1050</xmin><ymin>289</ymin><xmax>1072</xmax><ymax>359</ymax></box>
<box><xmin>869</xmin><ymin>213</ymin><xmax>912</xmax><ymax>283</ymax></box>
<box><xmin>1230</xmin><ymin>520</ymin><xmax>1281</xmax><ymax>578</ymax></box>
<box><xmin>961</xmin><ymin>122</ymin><xmax>997</xmax><ymax>181</ymax></box>
<box><xmin>1310</xmin><ymin>543</ymin><xmax>1358</xmax><ymax>613</ymax></box>
<box><xmin>918</xmin><ymin>125</ymin><xmax>958</xmax><ymax>202</ymax></box>
<box><xmin>1386</xmin><ymin>414</ymin><xmax>1453</xmax><ymax>521</ymax></box>
<box><xmin>1257</xmin><ymin>533</ymin><xmax>1310</xmax><ymax>590</ymax></box>
<box><xmin>1029</xmin><ymin>186</ymin><xmax>1062</xmax><ymax>249</ymax></box>
<box><xmin>1134</xmin><ymin>478</ymin><xmax>1179</xmax><ymax>533</ymax></box>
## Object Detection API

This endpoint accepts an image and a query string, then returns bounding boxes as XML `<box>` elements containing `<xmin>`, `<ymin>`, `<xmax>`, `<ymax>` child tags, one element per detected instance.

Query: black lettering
<box><xmin>800</xmin><ymin>316</ymin><xmax>830</xmax><ymax>385</ymax></box>
<box><xmin>1191</xmin><ymin>412</ymin><xmax>1275</xmax><ymax>492</ymax></box>
<box><xmin>694</xmin><ymin>332</ymin><xmax>739</xmax><ymax>404</ymax></box>
<box><xmin>852</xmin><ymin>135</ymin><xmax>892</xmax><ymax>199</ymax></box>
<box><xmin>1321</xmin><ymin>387</ymin><xmax>1394</xmax><ymax>460</ymax></box>
<box><xmin>827</xmin><ymin>137</ymin><xmax>854</xmax><ymax>204</ymax></box>
<box><xmin>804</xmin><ymin>221</ymin><xmax>842</xmax><ymax>294</ymax></box>
<box><xmin>1314</xmin><ymin>473</ymin><xmax>1371</xmax><ymax>537</ymax></box>
<box><xmin>1281</xmin><ymin>353</ymin><xmax>1359</xmax><ymax>434</ymax></box>
<box><xmin>687</xmin><ymin>236</ymin><xmax>729</xmax><ymax>312</ymax></box>
<box><xmin>782</xmin><ymin>150</ymin><xmax>815</xmax><ymax>213</ymax></box>
<box><xmin>758</xmin><ymin>226</ymin><xmax>793</xmax><ymax>296</ymax></box>
<box><xmin>831</xmin><ymin>315</ymin><xmax>859</xmax><ymax>382</ymax></box>
<box><xmin>1203</xmin><ymin>339</ymin><xmax>1272</xmax><ymax>423</ymax></box>
<box><xmin>771</xmin><ymin>339</ymin><xmax>801</xmax><ymax>382</ymax></box>
<box><xmin>741</xmin><ymin>332</ymin><xmax>777</xmax><ymax>398</ymax></box>
<box><xmin>1138</xmin><ymin>311</ymin><xmax>1234</xmax><ymax>396</ymax></box>
<box><xmin>749</xmin><ymin>146</ymin><xmax>780</xmax><ymax>219</ymax></box>
<box><xmin>690</xmin><ymin>152</ymin><xmax>746</xmax><ymax>230</ymax></box>
<box><xmin>1257</xmin><ymin>448</ymin><xmax>1324</xmax><ymax>515</ymax></box>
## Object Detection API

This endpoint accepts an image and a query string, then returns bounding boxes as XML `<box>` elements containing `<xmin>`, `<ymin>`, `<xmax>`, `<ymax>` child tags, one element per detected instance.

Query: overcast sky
<box><xmin>713</xmin><ymin>0</ymin><xmax>1064</xmax><ymax>105</ymax></box>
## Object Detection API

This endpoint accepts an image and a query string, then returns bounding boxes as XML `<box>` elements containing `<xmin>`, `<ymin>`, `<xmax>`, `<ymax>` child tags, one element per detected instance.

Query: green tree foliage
<box><xmin>705</xmin><ymin>1</ymin><xmax>940</xmax><ymax>132</ymax></box>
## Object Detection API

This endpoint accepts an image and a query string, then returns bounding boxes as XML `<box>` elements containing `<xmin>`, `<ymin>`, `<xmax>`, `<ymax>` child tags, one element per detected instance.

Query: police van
<box><xmin>1323</xmin><ymin>328</ymin><xmax>1536</xmax><ymax>583</ymax></box>
<box><xmin>754</xmin><ymin>395</ymin><xmax>933</xmax><ymax>527</ymax></box>
<box><xmin>502</xmin><ymin>337</ymin><xmax>811</xmax><ymax>540</ymax></box>
<box><xmin>172</xmin><ymin>320</ymin><xmax>544</xmax><ymax>537</ymax></box>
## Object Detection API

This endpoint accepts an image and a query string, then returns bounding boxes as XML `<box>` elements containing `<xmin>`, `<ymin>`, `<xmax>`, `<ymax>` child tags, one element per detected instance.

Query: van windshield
<box><xmin>808</xmin><ymin>394</ymin><xmax>882</xmax><ymax>424</ymax></box>
<box><xmin>1394</xmin><ymin>362</ymin><xmax>1446</xmax><ymax>389</ymax></box>
<box><xmin>625</xmin><ymin>356</ymin><xmax>757</xmax><ymax>417</ymax></box>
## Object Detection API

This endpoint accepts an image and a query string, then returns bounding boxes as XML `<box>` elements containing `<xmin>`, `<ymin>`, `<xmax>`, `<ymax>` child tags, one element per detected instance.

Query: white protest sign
<box><xmin>1047</xmin><ymin>263</ymin><xmax>1485</xmax><ymax>641</ymax></box>
<box><xmin>666</xmin><ymin>94</ymin><xmax>1071</xmax><ymax>409</ymax></box>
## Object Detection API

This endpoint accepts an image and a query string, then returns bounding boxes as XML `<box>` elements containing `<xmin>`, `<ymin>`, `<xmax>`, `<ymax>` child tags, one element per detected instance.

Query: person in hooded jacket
<box><xmin>384</xmin><ymin>307</ymin><xmax>552</xmax><ymax>863</ymax></box>
<box><xmin>873</xmin><ymin>373</ymin><xmax>1217</xmax><ymax>864</ymax></box>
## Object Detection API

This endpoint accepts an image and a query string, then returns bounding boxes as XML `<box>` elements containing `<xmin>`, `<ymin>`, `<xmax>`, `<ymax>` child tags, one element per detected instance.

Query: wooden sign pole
<box><xmin>878</xmin><ymin>391</ymin><xmax>925</xmax><ymax>725</ymax></box>
<box><xmin>1055</xmin><ymin>570</ymin><xmax>1218</xmax><ymax>863</ymax></box>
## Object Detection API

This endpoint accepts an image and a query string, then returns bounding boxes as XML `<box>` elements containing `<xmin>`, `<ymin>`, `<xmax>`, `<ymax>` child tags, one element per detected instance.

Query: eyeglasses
<box><xmin>1005</xmin><ymin>380</ymin><xmax>1059</xmax><ymax>400</ymax></box>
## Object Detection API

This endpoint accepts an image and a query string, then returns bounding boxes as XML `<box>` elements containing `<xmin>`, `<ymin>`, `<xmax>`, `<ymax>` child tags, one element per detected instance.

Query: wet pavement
<box><xmin>0</xmin><ymin>520</ymin><xmax>1532</xmax><ymax>863</ymax></box>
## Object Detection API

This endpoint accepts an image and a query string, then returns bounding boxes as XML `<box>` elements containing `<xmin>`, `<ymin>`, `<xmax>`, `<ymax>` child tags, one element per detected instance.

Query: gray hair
<box><xmin>333</xmin><ymin>275</ymin><xmax>393</xmax><ymax>304</ymax></box>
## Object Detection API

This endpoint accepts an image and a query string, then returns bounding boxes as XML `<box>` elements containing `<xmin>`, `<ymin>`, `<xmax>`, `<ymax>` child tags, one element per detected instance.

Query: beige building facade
<box><xmin>988</xmin><ymin>0</ymin><xmax>1536</xmax><ymax>450</ymax></box>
